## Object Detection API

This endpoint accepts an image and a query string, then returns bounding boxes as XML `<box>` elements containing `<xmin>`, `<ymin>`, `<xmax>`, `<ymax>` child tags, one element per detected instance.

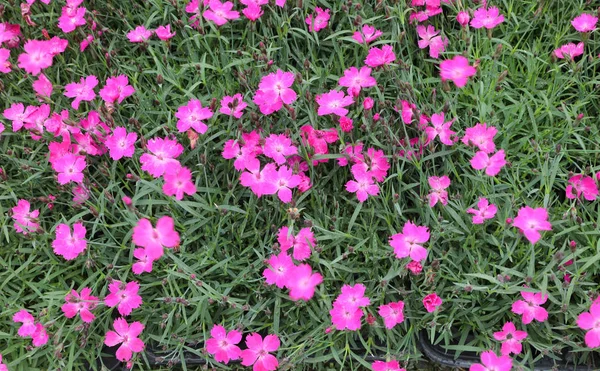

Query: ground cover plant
<box><xmin>1</xmin><ymin>0</ymin><xmax>600</xmax><ymax>370</ymax></box>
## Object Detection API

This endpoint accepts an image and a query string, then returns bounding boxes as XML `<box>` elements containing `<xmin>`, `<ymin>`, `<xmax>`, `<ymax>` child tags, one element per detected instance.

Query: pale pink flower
<box><xmin>511</xmin><ymin>290</ymin><xmax>548</xmax><ymax>324</ymax></box>
<box><xmin>155</xmin><ymin>25</ymin><xmax>176</xmax><ymax>40</ymax></box>
<box><xmin>493</xmin><ymin>322</ymin><xmax>527</xmax><ymax>356</ymax></box>
<box><xmin>425</xmin><ymin>112</ymin><xmax>456</xmax><ymax>145</ymax></box>
<box><xmin>52</xmin><ymin>222</ymin><xmax>87</xmax><ymax>260</ymax></box>
<box><xmin>263</xmin><ymin>134</ymin><xmax>298</xmax><ymax>165</ymax></box>
<box><xmin>61</xmin><ymin>287</ymin><xmax>98</xmax><ymax>323</ymax></box>
<box><xmin>287</xmin><ymin>264</ymin><xmax>323</xmax><ymax>301</ymax></box>
<box><xmin>378</xmin><ymin>301</ymin><xmax>405</xmax><ymax>329</ymax></box>
<box><xmin>316</xmin><ymin>90</ymin><xmax>354</xmax><ymax>117</ymax></box>
<box><xmin>470</xmin><ymin>7</ymin><xmax>504</xmax><ymax>29</ymax></box>
<box><xmin>439</xmin><ymin>55</ymin><xmax>477</xmax><ymax>88</ymax></box>
<box><xmin>263</xmin><ymin>252</ymin><xmax>294</xmax><ymax>289</ymax></box>
<box><xmin>0</xmin><ymin>48</ymin><xmax>10</xmax><ymax>73</ymax></box>
<box><xmin>99</xmin><ymin>75</ymin><xmax>135</xmax><ymax>105</ymax></box>
<box><xmin>32</xmin><ymin>73</ymin><xmax>53</xmax><ymax>99</ymax></box>
<box><xmin>577</xmin><ymin>302</ymin><xmax>600</xmax><ymax>348</ymax></box>
<box><xmin>512</xmin><ymin>206</ymin><xmax>552</xmax><ymax>244</ymax></box>
<box><xmin>53</xmin><ymin>153</ymin><xmax>86</xmax><ymax>184</ymax></box>
<box><xmin>422</xmin><ymin>293</ymin><xmax>442</xmax><ymax>313</ymax></box>
<box><xmin>240</xmin><ymin>164</ymin><xmax>278</xmax><ymax>197</ymax></box>
<box><xmin>64</xmin><ymin>75</ymin><xmax>98</xmax><ymax>110</ymax></box>
<box><xmin>13</xmin><ymin>309</ymin><xmax>36</xmax><ymax>337</ymax></box>
<box><xmin>572</xmin><ymin>13</ymin><xmax>597</xmax><ymax>32</ymax></box>
<box><xmin>467</xmin><ymin>197</ymin><xmax>497</xmax><ymax>224</ymax></box>
<box><xmin>457</xmin><ymin>11</ymin><xmax>470</xmax><ymax>26</ymax></box>
<box><xmin>469</xmin><ymin>351</ymin><xmax>512</xmax><ymax>371</ymax></box>
<box><xmin>416</xmin><ymin>25</ymin><xmax>447</xmax><ymax>58</ymax></box>
<box><xmin>104</xmin><ymin>281</ymin><xmax>143</xmax><ymax>316</ymax></box>
<box><xmin>205</xmin><ymin>325</ymin><xmax>242</xmax><ymax>364</ymax></box>
<box><xmin>105</xmin><ymin>127</ymin><xmax>137</xmax><ymax>161</ymax></box>
<box><xmin>462</xmin><ymin>123</ymin><xmax>497</xmax><ymax>153</ymax></box>
<box><xmin>140</xmin><ymin>137</ymin><xmax>184</xmax><ymax>178</ymax></box>
<box><xmin>17</xmin><ymin>40</ymin><xmax>54</xmax><ymax>75</ymax></box>
<box><xmin>241</xmin><ymin>333</ymin><xmax>280</xmax><ymax>371</ymax></box>
<box><xmin>470</xmin><ymin>150</ymin><xmax>506</xmax><ymax>176</ymax></box>
<box><xmin>372</xmin><ymin>360</ymin><xmax>406</xmax><ymax>371</ymax></box>
<box><xmin>163</xmin><ymin>166</ymin><xmax>197</xmax><ymax>200</ymax></box>
<box><xmin>104</xmin><ymin>318</ymin><xmax>145</xmax><ymax>361</ymax></box>
<box><xmin>277</xmin><ymin>226</ymin><xmax>315</xmax><ymax>261</ymax></box>
<box><xmin>176</xmin><ymin>99</ymin><xmax>213</xmax><ymax>134</ymax></box>
<box><xmin>554</xmin><ymin>42</ymin><xmax>584</xmax><ymax>60</ymax></box>
<box><xmin>132</xmin><ymin>216</ymin><xmax>180</xmax><ymax>260</ymax></box>
<box><xmin>58</xmin><ymin>5</ymin><xmax>86</xmax><ymax>33</ymax></box>
<box><xmin>127</xmin><ymin>25</ymin><xmax>153</xmax><ymax>42</ymax></box>
<box><xmin>427</xmin><ymin>175</ymin><xmax>450</xmax><ymax>207</ymax></box>
<box><xmin>346</xmin><ymin>171</ymin><xmax>379</xmax><ymax>202</ymax></box>
<box><xmin>389</xmin><ymin>221</ymin><xmax>430</xmax><ymax>262</ymax></box>
<box><xmin>365</xmin><ymin>45</ymin><xmax>396</xmax><ymax>68</ymax></box>
<box><xmin>338</xmin><ymin>66</ymin><xmax>376</xmax><ymax>97</ymax></box>
<box><xmin>219</xmin><ymin>93</ymin><xmax>247</xmax><ymax>118</ymax></box>
<box><xmin>566</xmin><ymin>175</ymin><xmax>598</xmax><ymax>201</ymax></box>
<box><xmin>72</xmin><ymin>184</ymin><xmax>90</xmax><ymax>204</ymax></box>
<box><xmin>203</xmin><ymin>0</ymin><xmax>240</xmax><ymax>26</ymax></box>
<box><xmin>11</xmin><ymin>199</ymin><xmax>40</xmax><ymax>235</ymax></box>
<box><xmin>352</xmin><ymin>24</ymin><xmax>382</xmax><ymax>44</ymax></box>
<box><xmin>305</xmin><ymin>7</ymin><xmax>330</xmax><ymax>32</ymax></box>
<box><xmin>132</xmin><ymin>248</ymin><xmax>155</xmax><ymax>275</ymax></box>
<box><xmin>271</xmin><ymin>165</ymin><xmax>301</xmax><ymax>203</ymax></box>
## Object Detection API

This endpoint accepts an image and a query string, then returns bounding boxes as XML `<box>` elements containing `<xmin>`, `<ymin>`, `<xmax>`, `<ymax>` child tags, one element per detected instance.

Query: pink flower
<box><xmin>271</xmin><ymin>165</ymin><xmax>301</xmax><ymax>203</ymax></box>
<box><xmin>469</xmin><ymin>351</ymin><xmax>512</xmax><ymax>371</ymax></box>
<box><xmin>338</xmin><ymin>66</ymin><xmax>376</xmax><ymax>97</ymax></box>
<box><xmin>363</xmin><ymin>97</ymin><xmax>374</xmax><ymax>111</ymax></box>
<box><xmin>11</xmin><ymin>199</ymin><xmax>40</xmax><ymax>235</ymax></box>
<box><xmin>58</xmin><ymin>5</ymin><xmax>86</xmax><ymax>33</ymax></box>
<box><xmin>577</xmin><ymin>302</ymin><xmax>600</xmax><ymax>348</ymax></box>
<box><xmin>80</xmin><ymin>34</ymin><xmax>94</xmax><ymax>52</ymax></box>
<box><xmin>13</xmin><ymin>309</ymin><xmax>36</xmax><ymax>337</ymax></box>
<box><xmin>263</xmin><ymin>134</ymin><xmax>298</xmax><ymax>165</ymax></box>
<box><xmin>512</xmin><ymin>206</ymin><xmax>552</xmax><ymax>245</ymax></box>
<box><xmin>440</xmin><ymin>55</ymin><xmax>477</xmax><ymax>88</ymax></box>
<box><xmin>365</xmin><ymin>45</ymin><xmax>396</xmax><ymax>68</ymax></box>
<box><xmin>105</xmin><ymin>126</ymin><xmax>137</xmax><ymax>161</ymax></box>
<box><xmin>316</xmin><ymin>90</ymin><xmax>354</xmax><ymax>117</ymax></box>
<box><xmin>127</xmin><ymin>25</ymin><xmax>153</xmax><ymax>42</ymax></box>
<box><xmin>425</xmin><ymin>112</ymin><xmax>456</xmax><ymax>145</ymax></box>
<box><xmin>287</xmin><ymin>264</ymin><xmax>323</xmax><ymax>301</ymax></box>
<box><xmin>240</xmin><ymin>164</ymin><xmax>278</xmax><ymax>197</ymax></box>
<box><xmin>389</xmin><ymin>221</ymin><xmax>430</xmax><ymax>262</ymax></box>
<box><xmin>566</xmin><ymin>175</ymin><xmax>598</xmax><ymax>201</ymax></box>
<box><xmin>346</xmin><ymin>171</ymin><xmax>379</xmax><ymax>202</ymax></box>
<box><xmin>104</xmin><ymin>318</ymin><xmax>145</xmax><ymax>362</ymax></box>
<box><xmin>156</xmin><ymin>25</ymin><xmax>176</xmax><ymax>40</ymax></box>
<box><xmin>416</xmin><ymin>25</ymin><xmax>447</xmax><ymax>58</ymax></box>
<box><xmin>132</xmin><ymin>248</ymin><xmax>155</xmax><ymax>275</ymax></box>
<box><xmin>176</xmin><ymin>98</ymin><xmax>213</xmax><ymax>134</ymax></box>
<box><xmin>300</xmin><ymin>125</ymin><xmax>339</xmax><ymax>163</ymax></box>
<box><xmin>277</xmin><ymin>226</ymin><xmax>315</xmax><ymax>261</ymax></box>
<box><xmin>335</xmin><ymin>283</ymin><xmax>371</xmax><ymax>308</ymax></box>
<box><xmin>206</xmin><ymin>325</ymin><xmax>242</xmax><ymax>364</ymax></box>
<box><xmin>263</xmin><ymin>252</ymin><xmax>294</xmax><ymax>289</ymax></box>
<box><xmin>132</xmin><ymin>216</ymin><xmax>180</xmax><ymax>260</ymax></box>
<box><xmin>511</xmin><ymin>290</ymin><xmax>548</xmax><ymax>324</ymax></box>
<box><xmin>32</xmin><ymin>73</ymin><xmax>53</xmax><ymax>99</ymax></box>
<box><xmin>0</xmin><ymin>354</ymin><xmax>7</xmax><ymax>371</ymax></box>
<box><xmin>462</xmin><ymin>123</ymin><xmax>497</xmax><ymax>153</ymax></box>
<box><xmin>3</xmin><ymin>103</ymin><xmax>30</xmax><ymax>131</ymax></box>
<box><xmin>240</xmin><ymin>333</ymin><xmax>280</xmax><ymax>371</ymax></box>
<box><xmin>406</xmin><ymin>261</ymin><xmax>423</xmax><ymax>275</ymax></box>
<box><xmin>399</xmin><ymin>100</ymin><xmax>417</xmax><ymax>124</ymax></box>
<box><xmin>372</xmin><ymin>360</ymin><xmax>406</xmax><ymax>371</ymax></box>
<box><xmin>203</xmin><ymin>0</ymin><xmax>240</xmax><ymax>26</ymax></box>
<box><xmin>427</xmin><ymin>175</ymin><xmax>450</xmax><ymax>207</ymax></box>
<box><xmin>52</xmin><ymin>222</ymin><xmax>87</xmax><ymax>260</ymax></box>
<box><xmin>378</xmin><ymin>301</ymin><xmax>405</xmax><ymax>329</ymax></box>
<box><xmin>467</xmin><ymin>197</ymin><xmax>497</xmax><ymax>224</ymax></box>
<box><xmin>0</xmin><ymin>48</ymin><xmax>10</xmax><ymax>73</ymax></box>
<box><xmin>330</xmin><ymin>303</ymin><xmax>363</xmax><ymax>330</ymax></box>
<box><xmin>53</xmin><ymin>153</ymin><xmax>86</xmax><ymax>184</ymax></box>
<box><xmin>32</xmin><ymin>324</ymin><xmax>48</xmax><ymax>347</ymax></box>
<box><xmin>163</xmin><ymin>166</ymin><xmax>197</xmax><ymax>200</ymax></box>
<box><xmin>422</xmin><ymin>293</ymin><xmax>442</xmax><ymax>313</ymax></box>
<box><xmin>456</xmin><ymin>11</ymin><xmax>470</xmax><ymax>26</ymax></box>
<box><xmin>61</xmin><ymin>287</ymin><xmax>98</xmax><ymax>323</ymax></box>
<box><xmin>220</xmin><ymin>93</ymin><xmax>247</xmax><ymax>118</ymax></box>
<box><xmin>104</xmin><ymin>281</ymin><xmax>143</xmax><ymax>316</ymax></box>
<box><xmin>140</xmin><ymin>137</ymin><xmax>184</xmax><ymax>178</ymax></box>
<box><xmin>243</xmin><ymin>3</ymin><xmax>264</xmax><ymax>21</ymax></box>
<box><xmin>493</xmin><ymin>322</ymin><xmax>527</xmax><ymax>356</ymax></box>
<box><xmin>99</xmin><ymin>75</ymin><xmax>135</xmax><ymax>105</ymax></box>
<box><xmin>305</xmin><ymin>7</ymin><xmax>330</xmax><ymax>32</ymax></box>
<box><xmin>470</xmin><ymin>7</ymin><xmax>504</xmax><ymax>29</ymax></box>
<box><xmin>352</xmin><ymin>24</ymin><xmax>382</xmax><ymax>44</ymax></box>
<box><xmin>253</xmin><ymin>70</ymin><xmax>297</xmax><ymax>115</ymax></box>
<box><xmin>554</xmin><ymin>42</ymin><xmax>584</xmax><ymax>60</ymax></box>
<box><xmin>470</xmin><ymin>150</ymin><xmax>506</xmax><ymax>176</ymax></box>
<box><xmin>350</xmin><ymin>147</ymin><xmax>389</xmax><ymax>181</ymax></box>
<box><xmin>17</xmin><ymin>40</ymin><xmax>54</xmax><ymax>75</ymax></box>
<box><xmin>339</xmin><ymin>116</ymin><xmax>354</xmax><ymax>132</ymax></box>
<box><xmin>0</xmin><ymin>23</ymin><xmax>21</xmax><ymax>48</ymax></box>
<box><xmin>222</xmin><ymin>139</ymin><xmax>260</xmax><ymax>171</ymax></box>
<box><xmin>572</xmin><ymin>13</ymin><xmax>598</xmax><ymax>32</ymax></box>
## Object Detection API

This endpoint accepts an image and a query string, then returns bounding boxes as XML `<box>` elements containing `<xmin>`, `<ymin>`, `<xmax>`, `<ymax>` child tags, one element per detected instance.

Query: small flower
<box><xmin>365</xmin><ymin>45</ymin><xmax>396</xmax><ymax>68</ymax></box>
<box><xmin>554</xmin><ymin>42</ymin><xmax>584</xmax><ymax>60</ymax></box>
<box><xmin>427</xmin><ymin>175</ymin><xmax>450</xmax><ymax>207</ymax></box>
<box><xmin>335</xmin><ymin>283</ymin><xmax>371</xmax><ymax>308</ymax></box>
<box><xmin>440</xmin><ymin>55</ymin><xmax>477</xmax><ymax>88</ymax></box>
<box><xmin>470</xmin><ymin>7</ymin><xmax>505</xmax><ymax>29</ymax></box>
<box><xmin>372</xmin><ymin>360</ymin><xmax>406</xmax><ymax>371</ymax></box>
<box><xmin>470</xmin><ymin>150</ymin><xmax>506</xmax><ymax>176</ymax></box>
<box><xmin>469</xmin><ymin>350</ymin><xmax>512</xmax><ymax>371</ymax></box>
<box><xmin>206</xmin><ymin>325</ymin><xmax>242</xmax><ymax>364</ymax></box>
<box><xmin>104</xmin><ymin>318</ymin><xmax>145</xmax><ymax>362</ymax></box>
<box><xmin>162</xmin><ymin>166</ymin><xmax>197</xmax><ymax>200</ymax></box>
<box><xmin>512</xmin><ymin>206</ymin><xmax>552</xmax><ymax>245</ymax></box>
<box><xmin>52</xmin><ymin>222</ymin><xmax>87</xmax><ymax>260</ymax></box>
<box><xmin>352</xmin><ymin>24</ymin><xmax>382</xmax><ymax>44</ymax></box>
<box><xmin>467</xmin><ymin>197</ymin><xmax>498</xmax><ymax>224</ymax></box>
<box><xmin>378</xmin><ymin>301</ymin><xmax>405</xmax><ymax>329</ymax></box>
<box><xmin>462</xmin><ymin>123</ymin><xmax>497</xmax><ymax>153</ymax></box>
<box><xmin>338</xmin><ymin>66</ymin><xmax>376</xmax><ymax>97</ymax></box>
<box><xmin>389</xmin><ymin>221</ymin><xmax>430</xmax><ymax>262</ymax></box>
<box><xmin>572</xmin><ymin>13</ymin><xmax>598</xmax><ymax>33</ymax></box>
<box><xmin>176</xmin><ymin>98</ymin><xmax>214</xmax><ymax>134</ymax></box>
<box><xmin>316</xmin><ymin>90</ymin><xmax>354</xmax><ymax>117</ymax></box>
<box><xmin>263</xmin><ymin>134</ymin><xmax>298</xmax><ymax>165</ymax></box>
<box><xmin>277</xmin><ymin>226</ymin><xmax>315</xmax><ymax>261</ymax></box>
<box><xmin>240</xmin><ymin>333</ymin><xmax>280</xmax><ymax>371</ymax></box>
<box><xmin>305</xmin><ymin>7</ymin><xmax>330</xmax><ymax>32</ymax></box>
<box><xmin>219</xmin><ymin>93</ymin><xmax>247</xmax><ymax>118</ymax></box>
<box><xmin>242</xmin><ymin>3</ymin><xmax>264</xmax><ymax>22</ymax></box>
<box><xmin>577</xmin><ymin>302</ymin><xmax>600</xmax><ymax>348</ymax></box>
<box><xmin>99</xmin><ymin>75</ymin><xmax>135</xmax><ymax>105</ymax></box>
<box><xmin>286</xmin><ymin>264</ymin><xmax>323</xmax><ymax>301</ymax></box>
<box><xmin>422</xmin><ymin>293</ymin><xmax>442</xmax><ymax>313</ymax></box>
<box><xmin>17</xmin><ymin>40</ymin><xmax>54</xmax><ymax>75</ymax></box>
<box><xmin>345</xmin><ymin>171</ymin><xmax>379</xmax><ymax>202</ymax></box>
<box><xmin>139</xmin><ymin>137</ymin><xmax>184</xmax><ymax>178</ymax></box>
<box><xmin>132</xmin><ymin>216</ymin><xmax>180</xmax><ymax>260</ymax></box>
<box><xmin>127</xmin><ymin>25</ymin><xmax>153</xmax><ymax>42</ymax></box>
<box><xmin>155</xmin><ymin>25</ymin><xmax>176</xmax><ymax>40</ymax></box>
<box><xmin>64</xmin><ymin>75</ymin><xmax>98</xmax><ymax>110</ymax></box>
<box><xmin>105</xmin><ymin>127</ymin><xmax>137</xmax><ymax>161</ymax></box>
<box><xmin>0</xmin><ymin>48</ymin><xmax>11</xmax><ymax>73</ymax></box>
<box><xmin>456</xmin><ymin>11</ymin><xmax>470</xmax><ymax>26</ymax></box>
<box><xmin>493</xmin><ymin>322</ymin><xmax>527</xmax><ymax>356</ymax></box>
<box><xmin>416</xmin><ymin>25</ymin><xmax>447</xmax><ymax>59</ymax></box>
<box><xmin>406</xmin><ymin>261</ymin><xmax>423</xmax><ymax>275</ymax></box>
<box><xmin>566</xmin><ymin>175</ymin><xmax>598</xmax><ymax>201</ymax></box>
<box><xmin>32</xmin><ymin>73</ymin><xmax>53</xmax><ymax>98</ymax></box>
<box><xmin>32</xmin><ymin>324</ymin><xmax>48</xmax><ymax>347</ymax></box>
<box><xmin>425</xmin><ymin>112</ymin><xmax>456</xmax><ymax>145</ymax></box>
<box><xmin>511</xmin><ymin>290</ymin><xmax>548</xmax><ymax>324</ymax></box>
<box><xmin>104</xmin><ymin>280</ymin><xmax>143</xmax><ymax>316</ymax></box>
<box><xmin>203</xmin><ymin>0</ymin><xmax>240</xmax><ymax>26</ymax></box>
<box><xmin>11</xmin><ymin>199</ymin><xmax>40</xmax><ymax>235</ymax></box>
<box><xmin>132</xmin><ymin>248</ymin><xmax>155</xmax><ymax>275</ymax></box>
<box><xmin>61</xmin><ymin>287</ymin><xmax>98</xmax><ymax>323</ymax></box>
<box><xmin>13</xmin><ymin>309</ymin><xmax>36</xmax><ymax>337</ymax></box>
<box><xmin>330</xmin><ymin>303</ymin><xmax>363</xmax><ymax>330</ymax></box>
<box><xmin>263</xmin><ymin>252</ymin><xmax>294</xmax><ymax>289</ymax></box>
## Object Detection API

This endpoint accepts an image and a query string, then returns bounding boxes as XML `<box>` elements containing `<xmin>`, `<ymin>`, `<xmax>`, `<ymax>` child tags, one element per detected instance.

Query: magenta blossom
<box><xmin>577</xmin><ymin>302</ymin><xmax>600</xmax><ymax>348</ymax></box>
<box><xmin>417</xmin><ymin>25</ymin><xmax>447</xmax><ymax>58</ymax></box>
<box><xmin>13</xmin><ymin>309</ymin><xmax>36</xmax><ymax>337</ymax></box>
<box><xmin>240</xmin><ymin>164</ymin><xmax>278</xmax><ymax>198</ymax></box>
<box><xmin>427</xmin><ymin>175</ymin><xmax>450</xmax><ymax>207</ymax></box>
<box><xmin>372</xmin><ymin>360</ymin><xmax>406</xmax><ymax>371</ymax></box>
<box><xmin>32</xmin><ymin>323</ymin><xmax>48</xmax><ymax>347</ymax></box>
<box><xmin>17</xmin><ymin>40</ymin><xmax>54</xmax><ymax>75</ymax></box>
<box><xmin>470</xmin><ymin>350</ymin><xmax>512</xmax><ymax>371</ymax></box>
<box><xmin>132</xmin><ymin>216</ymin><xmax>180</xmax><ymax>260</ymax></box>
<box><xmin>493</xmin><ymin>322</ymin><xmax>527</xmax><ymax>356</ymax></box>
<box><xmin>346</xmin><ymin>171</ymin><xmax>379</xmax><ymax>202</ymax></box>
<box><xmin>352</xmin><ymin>24</ymin><xmax>382</xmax><ymax>44</ymax></box>
<box><xmin>176</xmin><ymin>98</ymin><xmax>214</xmax><ymax>134</ymax></box>
<box><xmin>253</xmin><ymin>69</ymin><xmax>297</xmax><ymax>115</ymax></box>
<box><xmin>132</xmin><ymin>248</ymin><xmax>155</xmax><ymax>275</ymax></box>
<box><xmin>0</xmin><ymin>48</ymin><xmax>10</xmax><ymax>73</ymax></box>
<box><xmin>330</xmin><ymin>303</ymin><xmax>363</xmax><ymax>330</ymax></box>
<box><xmin>365</xmin><ymin>45</ymin><xmax>396</xmax><ymax>68</ymax></box>
<box><xmin>99</xmin><ymin>75</ymin><xmax>135</xmax><ymax>105</ymax></box>
<box><xmin>32</xmin><ymin>73</ymin><xmax>53</xmax><ymax>99</ymax></box>
<box><xmin>389</xmin><ymin>221</ymin><xmax>430</xmax><ymax>262</ymax></box>
<box><xmin>52</xmin><ymin>222</ymin><xmax>87</xmax><ymax>260</ymax></box>
<box><xmin>271</xmin><ymin>165</ymin><xmax>301</xmax><ymax>203</ymax></box>
<box><xmin>316</xmin><ymin>90</ymin><xmax>354</xmax><ymax>116</ymax></box>
<box><xmin>263</xmin><ymin>252</ymin><xmax>294</xmax><ymax>289</ymax></box>
<box><xmin>206</xmin><ymin>325</ymin><xmax>242</xmax><ymax>364</ymax></box>
<box><xmin>156</xmin><ymin>25</ymin><xmax>176</xmax><ymax>40</ymax></box>
<box><xmin>423</xmin><ymin>293</ymin><xmax>442</xmax><ymax>313</ymax></box>
<box><xmin>140</xmin><ymin>137</ymin><xmax>184</xmax><ymax>178</ymax></box>
<box><xmin>439</xmin><ymin>55</ymin><xmax>477</xmax><ymax>88</ymax></box>
<box><xmin>566</xmin><ymin>175</ymin><xmax>598</xmax><ymax>201</ymax></box>
<box><xmin>287</xmin><ymin>264</ymin><xmax>323</xmax><ymax>301</ymax></box>
<box><xmin>335</xmin><ymin>284</ymin><xmax>371</xmax><ymax>309</ymax></box>
<box><xmin>61</xmin><ymin>287</ymin><xmax>98</xmax><ymax>323</ymax></box>
<box><xmin>470</xmin><ymin>150</ymin><xmax>506</xmax><ymax>176</ymax></box>
<box><xmin>219</xmin><ymin>93</ymin><xmax>247</xmax><ymax>118</ymax></box>
<box><xmin>467</xmin><ymin>197</ymin><xmax>497</xmax><ymax>224</ymax></box>
<box><xmin>512</xmin><ymin>206</ymin><xmax>552</xmax><ymax>244</ymax></box>
<box><xmin>263</xmin><ymin>134</ymin><xmax>298</xmax><ymax>165</ymax></box>
<box><xmin>470</xmin><ymin>7</ymin><xmax>504</xmax><ymax>29</ymax></box>
<box><xmin>338</xmin><ymin>66</ymin><xmax>376</xmax><ymax>97</ymax></box>
<box><xmin>572</xmin><ymin>13</ymin><xmax>598</xmax><ymax>33</ymax></box>
<box><xmin>127</xmin><ymin>25</ymin><xmax>153</xmax><ymax>42</ymax></box>
<box><xmin>241</xmin><ymin>333</ymin><xmax>280</xmax><ymax>371</ymax></box>
<box><xmin>203</xmin><ymin>0</ymin><xmax>240</xmax><ymax>26</ymax></box>
<box><xmin>305</xmin><ymin>7</ymin><xmax>330</xmax><ymax>32</ymax></box>
<box><xmin>457</xmin><ymin>11</ymin><xmax>470</xmax><ymax>26</ymax></box>
<box><xmin>105</xmin><ymin>127</ymin><xmax>137</xmax><ymax>161</ymax></box>
<box><xmin>104</xmin><ymin>318</ymin><xmax>145</xmax><ymax>361</ymax></box>
<box><xmin>163</xmin><ymin>166</ymin><xmax>197</xmax><ymax>200</ymax></box>
<box><xmin>511</xmin><ymin>290</ymin><xmax>548</xmax><ymax>324</ymax></box>
<box><xmin>554</xmin><ymin>42</ymin><xmax>584</xmax><ymax>60</ymax></box>
<box><xmin>104</xmin><ymin>280</ymin><xmax>143</xmax><ymax>316</ymax></box>
<box><xmin>277</xmin><ymin>226</ymin><xmax>316</xmax><ymax>261</ymax></box>
<box><xmin>11</xmin><ymin>199</ymin><xmax>40</xmax><ymax>235</ymax></box>
<box><xmin>64</xmin><ymin>75</ymin><xmax>98</xmax><ymax>110</ymax></box>
<box><xmin>58</xmin><ymin>5</ymin><xmax>86</xmax><ymax>33</ymax></box>
<box><xmin>462</xmin><ymin>123</ymin><xmax>497</xmax><ymax>153</ymax></box>
<box><xmin>378</xmin><ymin>301</ymin><xmax>405</xmax><ymax>329</ymax></box>
<box><xmin>425</xmin><ymin>112</ymin><xmax>456</xmax><ymax>145</ymax></box>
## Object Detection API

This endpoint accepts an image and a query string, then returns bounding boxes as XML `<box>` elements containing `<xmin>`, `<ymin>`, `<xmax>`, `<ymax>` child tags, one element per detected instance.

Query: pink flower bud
<box><xmin>373</xmin><ymin>113</ymin><xmax>380</xmax><ymax>121</ymax></box>
<box><xmin>457</xmin><ymin>11</ymin><xmax>470</xmax><ymax>26</ymax></box>
<box><xmin>363</xmin><ymin>97</ymin><xmax>374</xmax><ymax>110</ymax></box>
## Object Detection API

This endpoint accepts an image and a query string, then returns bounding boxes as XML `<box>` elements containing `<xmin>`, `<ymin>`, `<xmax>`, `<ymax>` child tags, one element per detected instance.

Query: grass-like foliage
<box><xmin>1</xmin><ymin>0</ymin><xmax>600</xmax><ymax>370</ymax></box>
